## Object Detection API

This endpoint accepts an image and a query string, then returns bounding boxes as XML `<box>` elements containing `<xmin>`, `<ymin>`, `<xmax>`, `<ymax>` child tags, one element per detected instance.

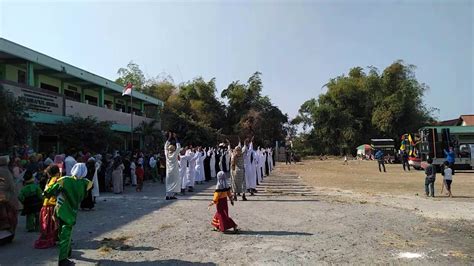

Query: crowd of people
<box><xmin>0</xmin><ymin>134</ymin><xmax>276</xmax><ymax>265</ymax></box>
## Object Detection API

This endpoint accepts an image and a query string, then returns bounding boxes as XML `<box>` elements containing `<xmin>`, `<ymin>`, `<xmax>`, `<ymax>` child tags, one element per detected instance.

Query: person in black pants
<box><xmin>402</xmin><ymin>151</ymin><xmax>411</xmax><ymax>171</ymax></box>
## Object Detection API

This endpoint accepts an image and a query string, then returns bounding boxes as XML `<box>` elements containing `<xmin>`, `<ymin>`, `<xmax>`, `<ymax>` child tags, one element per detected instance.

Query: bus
<box><xmin>419</xmin><ymin>126</ymin><xmax>474</xmax><ymax>171</ymax></box>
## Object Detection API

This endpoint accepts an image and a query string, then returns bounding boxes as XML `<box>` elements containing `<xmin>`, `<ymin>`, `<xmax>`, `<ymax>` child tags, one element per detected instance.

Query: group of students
<box><xmin>163</xmin><ymin>133</ymin><xmax>275</xmax><ymax>201</ymax></box>
<box><xmin>0</xmin><ymin>154</ymin><xmax>93</xmax><ymax>266</ymax></box>
<box><xmin>162</xmin><ymin>132</ymin><xmax>275</xmax><ymax>233</ymax></box>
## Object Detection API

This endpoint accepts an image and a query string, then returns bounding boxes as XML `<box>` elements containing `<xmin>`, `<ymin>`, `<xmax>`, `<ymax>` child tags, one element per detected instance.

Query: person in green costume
<box><xmin>44</xmin><ymin>163</ymin><xmax>92</xmax><ymax>266</ymax></box>
<box><xmin>18</xmin><ymin>170</ymin><xmax>43</xmax><ymax>232</ymax></box>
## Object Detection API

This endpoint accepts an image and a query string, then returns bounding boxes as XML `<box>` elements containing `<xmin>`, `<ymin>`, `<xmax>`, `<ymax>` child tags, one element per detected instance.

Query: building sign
<box><xmin>2</xmin><ymin>83</ymin><xmax>64</xmax><ymax>115</ymax></box>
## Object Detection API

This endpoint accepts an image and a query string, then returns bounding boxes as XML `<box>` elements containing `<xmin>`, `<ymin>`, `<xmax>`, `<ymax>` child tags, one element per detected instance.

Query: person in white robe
<box><xmin>92</xmin><ymin>154</ymin><xmax>102</xmax><ymax>200</ymax></box>
<box><xmin>164</xmin><ymin>132</ymin><xmax>181</xmax><ymax>200</ymax></box>
<box><xmin>178</xmin><ymin>148</ymin><xmax>191</xmax><ymax>195</ymax></box>
<box><xmin>130</xmin><ymin>158</ymin><xmax>137</xmax><ymax>186</ymax></box>
<box><xmin>186</xmin><ymin>147</ymin><xmax>199</xmax><ymax>192</ymax></box>
<box><xmin>194</xmin><ymin>147</ymin><xmax>207</xmax><ymax>184</ymax></box>
<box><xmin>208</xmin><ymin>148</ymin><xmax>217</xmax><ymax>179</ymax></box>
<box><xmin>244</xmin><ymin>138</ymin><xmax>257</xmax><ymax>195</ymax></box>
<box><xmin>258</xmin><ymin>148</ymin><xmax>265</xmax><ymax>183</ymax></box>
<box><xmin>64</xmin><ymin>154</ymin><xmax>77</xmax><ymax>176</ymax></box>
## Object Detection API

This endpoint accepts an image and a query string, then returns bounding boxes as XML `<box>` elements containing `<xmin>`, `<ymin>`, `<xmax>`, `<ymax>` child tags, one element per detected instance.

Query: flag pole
<box><xmin>131</xmin><ymin>89</ymin><xmax>134</xmax><ymax>153</ymax></box>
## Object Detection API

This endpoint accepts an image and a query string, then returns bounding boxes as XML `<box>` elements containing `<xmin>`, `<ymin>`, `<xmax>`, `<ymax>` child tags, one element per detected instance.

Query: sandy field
<box><xmin>1</xmin><ymin>160</ymin><xmax>473</xmax><ymax>265</ymax></box>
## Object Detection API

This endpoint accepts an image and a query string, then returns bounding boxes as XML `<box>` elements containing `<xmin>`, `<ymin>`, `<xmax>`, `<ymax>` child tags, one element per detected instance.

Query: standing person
<box><xmin>0</xmin><ymin>155</ymin><xmax>18</xmax><ymax>244</ymax></box>
<box><xmin>44</xmin><ymin>163</ymin><xmax>92</xmax><ymax>266</ymax></box>
<box><xmin>178</xmin><ymin>148</ymin><xmax>190</xmax><ymax>195</ymax></box>
<box><xmin>186</xmin><ymin>147</ymin><xmax>199</xmax><ymax>192</ymax></box>
<box><xmin>18</xmin><ymin>170</ymin><xmax>43</xmax><ymax>232</ymax></box>
<box><xmin>53</xmin><ymin>155</ymin><xmax>65</xmax><ymax>176</ymax></box>
<box><xmin>443</xmin><ymin>161</ymin><xmax>453</xmax><ymax>197</ymax></box>
<box><xmin>64</xmin><ymin>152</ymin><xmax>77</xmax><ymax>176</ymax></box>
<box><xmin>204</xmin><ymin>148</ymin><xmax>211</xmax><ymax>182</ymax></box>
<box><xmin>149</xmin><ymin>155</ymin><xmax>159</xmax><ymax>183</ymax></box>
<box><xmin>80</xmin><ymin>160</ymin><xmax>96</xmax><ymax>210</ymax></box>
<box><xmin>264</xmin><ymin>150</ymin><xmax>270</xmax><ymax>176</ymax></box>
<box><xmin>231</xmin><ymin>142</ymin><xmax>247</xmax><ymax>201</ymax></box>
<box><xmin>401</xmin><ymin>150</ymin><xmax>411</xmax><ymax>171</ymax></box>
<box><xmin>34</xmin><ymin>165</ymin><xmax>60</xmax><ymax>249</ymax></box>
<box><xmin>164</xmin><ymin>132</ymin><xmax>181</xmax><ymax>200</ymax></box>
<box><xmin>92</xmin><ymin>155</ymin><xmax>101</xmax><ymax>202</ymax></box>
<box><xmin>208</xmin><ymin>171</ymin><xmax>238</xmax><ymax>233</ymax></box>
<box><xmin>219</xmin><ymin>140</ymin><xmax>231</xmax><ymax>182</ymax></box>
<box><xmin>112</xmin><ymin>157</ymin><xmax>124</xmax><ymax>194</ymax></box>
<box><xmin>375</xmin><ymin>149</ymin><xmax>386</xmax><ymax>173</ymax></box>
<box><xmin>209</xmin><ymin>148</ymin><xmax>217</xmax><ymax>180</ymax></box>
<box><xmin>135</xmin><ymin>163</ymin><xmax>144</xmax><ymax>192</ymax></box>
<box><xmin>424</xmin><ymin>158</ymin><xmax>436</xmax><ymax>197</ymax></box>
<box><xmin>130</xmin><ymin>158</ymin><xmax>137</xmax><ymax>187</ymax></box>
<box><xmin>244</xmin><ymin>138</ymin><xmax>257</xmax><ymax>195</ymax></box>
<box><xmin>444</xmin><ymin>147</ymin><xmax>456</xmax><ymax>175</ymax></box>
<box><xmin>195</xmin><ymin>147</ymin><xmax>206</xmax><ymax>185</ymax></box>
<box><xmin>285</xmin><ymin>148</ymin><xmax>291</xmax><ymax>165</ymax></box>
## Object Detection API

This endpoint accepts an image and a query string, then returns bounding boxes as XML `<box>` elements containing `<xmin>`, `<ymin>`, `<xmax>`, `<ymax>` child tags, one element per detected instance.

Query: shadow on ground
<box><xmin>239</xmin><ymin>230</ymin><xmax>313</xmax><ymax>236</ymax></box>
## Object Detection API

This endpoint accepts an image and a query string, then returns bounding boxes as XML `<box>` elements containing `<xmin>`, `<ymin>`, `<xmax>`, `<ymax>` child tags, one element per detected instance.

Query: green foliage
<box><xmin>115</xmin><ymin>61</ymin><xmax>147</xmax><ymax>91</ymax></box>
<box><xmin>55</xmin><ymin>116</ymin><xmax>122</xmax><ymax>153</ymax></box>
<box><xmin>114</xmin><ymin>63</ymin><xmax>288</xmax><ymax>148</ymax></box>
<box><xmin>0</xmin><ymin>84</ymin><xmax>32</xmax><ymax>150</ymax></box>
<box><xmin>293</xmin><ymin>60</ymin><xmax>436</xmax><ymax>155</ymax></box>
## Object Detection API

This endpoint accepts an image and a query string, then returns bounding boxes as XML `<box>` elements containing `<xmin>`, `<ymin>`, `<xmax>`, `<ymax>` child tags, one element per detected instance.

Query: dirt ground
<box><xmin>1</xmin><ymin>160</ymin><xmax>473</xmax><ymax>265</ymax></box>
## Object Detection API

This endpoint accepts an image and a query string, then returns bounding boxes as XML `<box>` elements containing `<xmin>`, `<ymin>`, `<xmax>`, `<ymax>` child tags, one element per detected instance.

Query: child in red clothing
<box><xmin>135</xmin><ymin>164</ymin><xmax>144</xmax><ymax>192</ymax></box>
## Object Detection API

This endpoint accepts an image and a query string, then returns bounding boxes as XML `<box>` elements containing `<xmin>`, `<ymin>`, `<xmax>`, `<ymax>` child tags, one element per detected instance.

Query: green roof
<box><xmin>0</xmin><ymin>38</ymin><xmax>163</xmax><ymax>106</ymax></box>
<box><xmin>420</xmin><ymin>126</ymin><xmax>474</xmax><ymax>134</ymax></box>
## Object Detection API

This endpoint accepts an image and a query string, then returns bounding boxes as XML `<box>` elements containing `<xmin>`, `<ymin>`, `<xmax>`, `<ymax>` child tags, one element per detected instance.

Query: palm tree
<box><xmin>134</xmin><ymin>120</ymin><xmax>163</xmax><ymax>152</ymax></box>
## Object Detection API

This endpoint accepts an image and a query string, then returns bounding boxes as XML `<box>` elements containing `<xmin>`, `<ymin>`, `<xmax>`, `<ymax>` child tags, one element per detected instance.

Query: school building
<box><xmin>0</xmin><ymin>38</ymin><xmax>163</xmax><ymax>153</ymax></box>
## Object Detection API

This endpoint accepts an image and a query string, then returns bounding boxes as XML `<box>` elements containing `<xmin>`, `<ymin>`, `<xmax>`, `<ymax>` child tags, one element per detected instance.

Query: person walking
<box><xmin>208</xmin><ymin>171</ymin><xmax>238</xmax><ymax>234</ymax></box>
<box><xmin>34</xmin><ymin>165</ymin><xmax>60</xmax><ymax>249</ymax></box>
<box><xmin>375</xmin><ymin>149</ymin><xmax>386</xmax><ymax>173</ymax></box>
<box><xmin>442</xmin><ymin>161</ymin><xmax>453</xmax><ymax>197</ymax></box>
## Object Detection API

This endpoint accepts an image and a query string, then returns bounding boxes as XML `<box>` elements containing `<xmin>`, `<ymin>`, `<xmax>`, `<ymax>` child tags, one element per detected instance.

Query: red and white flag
<box><xmin>122</xmin><ymin>82</ymin><xmax>133</xmax><ymax>96</ymax></box>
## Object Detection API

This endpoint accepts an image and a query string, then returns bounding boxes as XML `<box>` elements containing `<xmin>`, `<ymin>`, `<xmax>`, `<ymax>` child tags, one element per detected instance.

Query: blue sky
<box><xmin>1</xmin><ymin>0</ymin><xmax>472</xmax><ymax>121</ymax></box>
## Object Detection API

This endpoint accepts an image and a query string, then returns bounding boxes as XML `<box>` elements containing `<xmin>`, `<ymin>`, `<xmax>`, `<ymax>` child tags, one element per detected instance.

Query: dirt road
<box><xmin>1</xmin><ymin>164</ymin><xmax>473</xmax><ymax>265</ymax></box>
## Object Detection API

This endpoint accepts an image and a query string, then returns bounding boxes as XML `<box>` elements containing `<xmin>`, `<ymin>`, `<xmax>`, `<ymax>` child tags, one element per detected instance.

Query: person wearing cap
<box><xmin>44</xmin><ymin>163</ymin><xmax>92</xmax><ymax>266</ymax></box>
<box><xmin>0</xmin><ymin>155</ymin><xmax>18</xmax><ymax>244</ymax></box>
<box><xmin>18</xmin><ymin>170</ymin><xmax>43</xmax><ymax>232</ymax></box>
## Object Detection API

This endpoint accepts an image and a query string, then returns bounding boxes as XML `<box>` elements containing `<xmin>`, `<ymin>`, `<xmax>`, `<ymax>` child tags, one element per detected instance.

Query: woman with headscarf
<box><xmin>208</xmin><ymin>171</ymin><xmax>238</xmax><ymax>233</ymax></box>
<box><xmin>111</xmin><ymin>157</ymin><xmax>124</xmax><ymax>194</ymax></box>
<box><xmin>0</xmin><ymin>155</ymin><xmax>18</xmax><ymax>244</ymax></box>
<box><xmin>34</xmin><ymin>164</ymin><xmax>60</xmax><ymax>249</ymax></box>
<box><xmin>44</xmin><ymin>163</ymin><xmax>92</xmax><ymax>265</ymax></box>
<box><xmin>53</xmin><ymin>154</ymin><xmax>65</xmax><ymax>176</ymax></box>
<box><xmin>92</xmin><ymin>155</ymin><xmax>101</xmax><ymax>200</ymax></box>
<box><xmin>80</xmin><ymin>160</ymin><xmax>96</xmax><ymax>210</ymax></box>
<box><xmin>164</xmin><ymin>132</ymin><xmax>181</xmax><ymax>200</ymax></box>
<box><xmin>231</xmin><ymin>141</ymin><xmax>247</xmax><ymax>201</ymax></box>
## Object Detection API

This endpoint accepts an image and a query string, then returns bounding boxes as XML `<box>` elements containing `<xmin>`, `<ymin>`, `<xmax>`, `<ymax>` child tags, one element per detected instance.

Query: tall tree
<box><xmin>115</xmin><ymin>61</ymin><xmax>147</xmax><ymax>91</ymax></box>
<box><xmin>293</xmin><ymin>60</ymin><xmax>435</xmax><ymax>155</ymax></box>
<box><xmin>0</xmin><ymin>84</ymin><xmax>32</xmax><ymax>151</ymax></box>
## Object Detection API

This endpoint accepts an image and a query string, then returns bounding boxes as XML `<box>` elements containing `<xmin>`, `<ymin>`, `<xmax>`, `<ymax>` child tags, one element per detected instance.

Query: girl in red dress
<box><xmin>208</xmin><ymin>171</ymin><xmax>239</xmax><ymax>233</ymax></box>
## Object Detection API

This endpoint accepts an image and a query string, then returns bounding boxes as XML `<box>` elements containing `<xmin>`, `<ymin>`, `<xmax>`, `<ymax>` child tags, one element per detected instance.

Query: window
<box><xmin>85</xmin><ymin>95</ymin><xmax>98</xmax><ymax>106</ymax></box>
<box><xmin>104</xmin><ymin>100</ymin><xmax>113</xmax><ymax>109</ymax></box>
<box><xmin>64</xmin><ymin>90</ymin><xmax>81</xmax><ymax>102</ymax></box>
<box><xmin>17</xmin><ymin>70</ymin><xmax>26</xmax><ymax>84</ymax></box>
<box><xmin>40</xmin><ymin>83</ymin><xmax>59</xmax><ymax>93</ymax></box>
